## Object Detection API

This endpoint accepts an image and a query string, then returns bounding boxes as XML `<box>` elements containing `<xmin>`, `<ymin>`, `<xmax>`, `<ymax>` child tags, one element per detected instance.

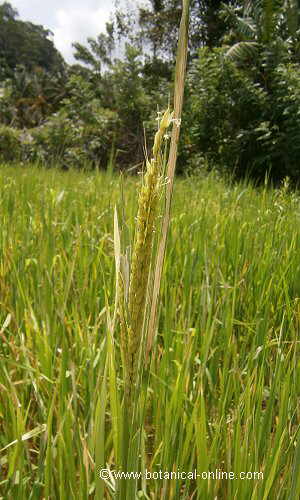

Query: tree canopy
<box><xmin>2</xmin><ymin>0</ymin><xmax>300</xmax><ymax>183</ymax></box>
<box><xmin>0</xmin><ymin>2</ymin><xmax>65</xmax><ymax>79</ymax></box>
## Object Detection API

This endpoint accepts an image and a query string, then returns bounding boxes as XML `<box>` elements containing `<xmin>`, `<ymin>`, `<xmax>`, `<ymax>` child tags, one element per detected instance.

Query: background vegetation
<box><xmin>2</xmin><ymin>0</ymin><xmax>300</xmax><ymax>182</ymax></box>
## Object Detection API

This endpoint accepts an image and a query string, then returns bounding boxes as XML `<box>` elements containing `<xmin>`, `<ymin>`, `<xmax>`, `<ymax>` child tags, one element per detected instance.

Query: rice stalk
<box><xmin>146</xmin><ymin>0</ymin><xmax>190</xmax><ymax>359</ymax></box>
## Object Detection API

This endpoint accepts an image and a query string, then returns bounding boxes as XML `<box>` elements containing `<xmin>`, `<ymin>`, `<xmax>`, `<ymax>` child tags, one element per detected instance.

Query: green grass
<box><xmin>0</xmin><ymin>164</ymin><xmax>300</xmax><ymax>499</ymax></box>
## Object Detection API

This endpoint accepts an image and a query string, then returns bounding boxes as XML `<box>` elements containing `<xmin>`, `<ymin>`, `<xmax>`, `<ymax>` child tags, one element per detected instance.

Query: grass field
<box><xmin>0</xmin><ymin>164</ymin><xmax>300</xmax><ymax>499</ymax></box>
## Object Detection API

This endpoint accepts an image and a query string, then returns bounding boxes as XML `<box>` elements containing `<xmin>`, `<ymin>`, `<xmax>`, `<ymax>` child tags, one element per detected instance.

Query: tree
<box><xmin>106</xmin><ymin>43</ymin><xmax>152</xmax><ymax>165</ymax></box>
<box><xmin>72</xmin><ymin>22</ymin><xmax>115</xmax><ymax>76</ymax></box>
<box><xmin>137</xmin><ymin>0</ymin><xmax>233</xmax><ymax>60</ymax></box>
<box><xmin>0</xmin><ymin>65</ymin><xmax>67</xmax><ymax>127</ymax></box>
<box><xmin>0</xmin><ymin>1</ymin><xmax>18</xmax><ymax>21</ymax></box>
<box><xmin>184</xmin><ymin>0</ymin><xmax>300</xmax><ymax>183</ymax></box>
<box><xmin>223</xmin><ymin>0</ymin><xmax>300</xmax><ymax>66</ymax></box>
<box><xmin>0</xmin><ymin>2</ymin><xmax>65</xmax><ymax>79</ymax></box>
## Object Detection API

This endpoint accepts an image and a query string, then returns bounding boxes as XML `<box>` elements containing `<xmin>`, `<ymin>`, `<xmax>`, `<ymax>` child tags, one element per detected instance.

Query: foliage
<box><xmin>137</xmin><ymin>0</ymin><xmax>233</xmax><ymax>59</ymax></box>
<box><xmin>0</xmin><ymin>124</ymin><xmax>21</xmax><ymax>161</ymax></box>
<box><xmin>106</xmin><ymin>44</ymin><xmax>154</xmax><ymax>166</ymax></box>
<box><xmin>2</xmin><ymin>1</ymin><xmax>300</xmax><ymax>181</ymax></box>
<box><xmin>187</xmin><ymin>46</ymin><xmax>300</xmax><ymax>182</ymax></box>
<box><xmin>72</xmin><ymin>21</ymin><xmax>115</xmax><ymax>75</ymax></box>
<box><xmin>26</xmin><ymin>103</ymin><xmax>118</xmax><ymax>168</ymax></box>
<box><xmin>71</xmin><ymin>44</ymin><xmax>171</xmax><ymax>168</ymax></box>
<box><xmin>0</xmin><ymin>65</ymin><xmax>67</xmax><ymax>127</ymax></box>
<box><xmin>0</xmin><ymin>74</ymin><xmax>119</xmax><ymax>168</ymax></box>
<box><xmin>256</xmin><ymin>62</ymin><xmax>300</xmax><ymax>180</ymax></box>
<box><xmin>187</xmin><ymin>48</ymin><xmax>267</xmax><ymax>176</ymax></box>
<box><xmin>222</xmin><ymin>0</ymin><xmax>300</xmax><ymax>66</ymax></box>
<box><xmin>0</xmin><ymin>2</ymin><xmax>65</xmax><ymax>79</ymax></box>
<box><xmin>0</xmin><ymin>58</ymin><xmax>169</xmax><ymax>169</ymax></box>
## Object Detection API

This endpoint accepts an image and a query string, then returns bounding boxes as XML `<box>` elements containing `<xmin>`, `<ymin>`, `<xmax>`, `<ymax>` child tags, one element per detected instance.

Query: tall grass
<box><xmin>0</xmin><ymin>164</ymin><xmax>300</xmax><ymax>498</ymax></box>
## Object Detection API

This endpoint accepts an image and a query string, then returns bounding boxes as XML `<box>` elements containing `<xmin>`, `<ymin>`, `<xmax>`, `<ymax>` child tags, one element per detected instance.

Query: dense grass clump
<box><xmin>0</xmin><ymin>164</ymin><xmax>300</xmax><ymax>499</ymax></box>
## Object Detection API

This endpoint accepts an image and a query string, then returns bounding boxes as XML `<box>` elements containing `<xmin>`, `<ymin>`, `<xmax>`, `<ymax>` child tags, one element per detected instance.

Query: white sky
<box><xmin>5</xmin><ymin>0</ymin><xmax>135</xmax><ymax>63</ymax></box>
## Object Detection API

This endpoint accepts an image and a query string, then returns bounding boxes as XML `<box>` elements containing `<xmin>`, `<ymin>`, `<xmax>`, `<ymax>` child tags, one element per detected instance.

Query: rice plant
<box><xmin>1</xmin><ymin>1</ymin><xmax>300</xmax><ymax>499</ymax></box>
<box><xmin>0</xmin><ymin>160</ymin><xmax>300</xmax><ymax>499</ymax></box>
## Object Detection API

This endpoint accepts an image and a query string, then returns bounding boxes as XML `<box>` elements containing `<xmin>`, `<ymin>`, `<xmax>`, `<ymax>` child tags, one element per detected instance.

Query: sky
<box><xmin>5</xmin><ymin>0</ymin><xmax>121</xmax><ymax>63</ymax></box>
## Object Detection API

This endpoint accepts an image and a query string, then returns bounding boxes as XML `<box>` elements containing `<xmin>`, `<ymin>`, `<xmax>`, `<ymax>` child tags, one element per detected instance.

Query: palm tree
<box><xmin>222</xmin><ymin>0</ymin><xmax>300</xmax><ymax>65</ymax></box>
<box><xmin>5</xmin><ymin>65</ymin><xmax>67</xmax><ymax>127</ymax></box>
